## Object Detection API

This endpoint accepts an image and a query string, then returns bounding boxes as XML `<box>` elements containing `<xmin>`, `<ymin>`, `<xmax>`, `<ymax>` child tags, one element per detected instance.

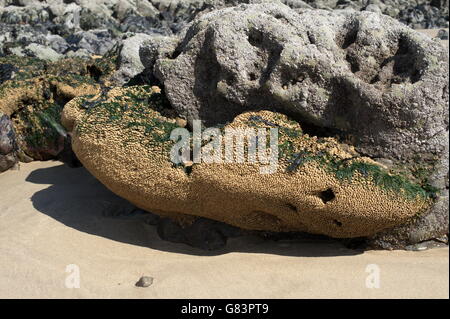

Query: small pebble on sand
<box><xmin>135</xmin><ymin>276</ymin><xmax>154</xmax><ymax>288</ymax></box>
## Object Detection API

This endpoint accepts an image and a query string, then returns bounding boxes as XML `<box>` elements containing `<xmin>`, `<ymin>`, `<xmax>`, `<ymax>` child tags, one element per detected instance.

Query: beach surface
<box><xmin>0</xmin><ymin>161</ymin><xmax>448</xmax><ymax>299</ymax></box>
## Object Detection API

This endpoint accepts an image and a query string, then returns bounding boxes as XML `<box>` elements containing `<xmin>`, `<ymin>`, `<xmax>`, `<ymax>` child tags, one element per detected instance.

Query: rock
<box><xmin>0</xmin><ymin>55</ymin><xmax>101</xmax><ymax>162</ymax></box>
<box><xmin>62</xmin><ymin>85</ymin><xmax>433</xmax><ymax>240</ymax></box>
<box><xmin>281</xmin><ymin>0</ymin><xmax>313</xmax><ymax>10</ymax></box>
<box><xmin>23</xmin><ymin>43</ymin><xmax>62</xmax><ymax>62</ymax></box>
<box><xmin>0</xmin><ymin>112</ymin><xmax>18</xmax><ymax>172</ymax></box>
<box><xmin>369</xmin><ymin>189</ymin><xmax>449</xmax><ymax>249</ymax></box>
<box><xmin>154</xmin><ymin>4</ymin><xmax>448</xmax><ymax>160</ymax></box>
<box><xmin>150</xmin><ymin>0</ymin><xmax>218</xmax><ymax>33</ymax></box>
<box><xmin>45</xmin><ymin>34</ymin><xmax>70</xmax><ymax>54</ymax></box>
<box><xmin>143</xmin><ymin>210</ymin><xmax>161</xmax><ymax>225</ymax></box>
<box><xmin>153</xmin><ymin>3</ymin><xmax>448</xmax><ymax>247</ymax></box>
<box><xmin>65</xmin><ymin>29</ymin><xmax>115</xmax><ymax>56</ymax></box>
<box><xmin>110</xmin><ymin>33</ymin><xmax>157</xmax><ymax>86</ymax></box>
<box><xmin>0</xmin><ymin>23</ymin><xmax>51</xmax><ymax>56</ymax></box>
<box><xmin>135</xmin><ymin>276</ymin><xmax>154</xmax><ymax>287</ymax></box>
<box><xmin>139</xmin><ymin>35</ymin><xmax>179</xmax><ymax>84</ymax></box>
<box><xmin>0</xmin><ymin>113</ymin><xmax>16</xmax><ymax>155</ymax></box>
<box><xmin>157</xmin><ymin>218</ymin><xmax>188</xmax><ymax>244</ymax></box>
<box><xmin>437</xmin><ymin>29</ymin><xmax>449</xmax><ymax>40</ymax></box>
<box><xmin>119</xmin><ymin>15</ymin><xmax>171</xmax><ymax>35</ymax></box>
<box><xmin>1</xmin><ymin>1</ymin><xmax>448</xmax><ymax>65</ymax></box>
<box><xmin>2</xmin><ymin>0</ymin><xmax>449</xmax><ymax>247</ymax></box>
<box><xmin>65</xmin><ymin>48</ymin><xmax>92</xmax><ymax>59</ymax></box>
<box><xmin>157</xmin><ymin>217</ymin><xmax>241</xmax><ymax>250</ymax></box>
<box><xmin>364</xmin><ymin>4</ymin><xmax>382</xmax><ymax>14</ymax></box>
<box><xmin>0</xmin><ymin>63</ymin><xmax>17</xmax><ymax>85</ymax></box>
<box><xmin>183</xmin><ymin>220</ymin><xmax>229</xmax><ymax>251</ymax></box>
<box><xmin>399</xmin><ymin>2</ymin><xmax>449</xmax><ymax>29</ymax></box>
<box><xmin>0</xmin><ymin>152</ymin><xmax>17</xmax><ymax>172</ymax></box>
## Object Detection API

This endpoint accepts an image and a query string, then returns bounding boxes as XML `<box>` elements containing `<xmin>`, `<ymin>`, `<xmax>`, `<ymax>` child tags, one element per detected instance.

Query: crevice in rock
<box><xmin>247</xmin><ymin>28</ymin><xmax>283</xmax><ymax>85</ymax></box>
<box><xmin>87</xmin><ymin>64</ymin><xmax>102</xmax><ymax>81</ymax></box>
<box><xmin>345</xmin><ymin>52</ymin><xmax>360</xmax><ymax>73</ymax></box>
<box><xmin>307</xmin><ymin>31</ymin><xmax>316</xmax><ymax>45</ymax></box>
<box><xmin>248</xmin><ymin>29</ymin><xmax>264</xmax><ymax>47</ymax></box>
<box><xmin>370</xmin><ymin>36</ymin><xmax>422</xmax><ymax>87</ymax></box>
<box><xmin>340</xmin><ymin>24</ymin><xmax>359</xmax><ymax>49</ymax></box>
<box><xmin>249</xmin><ymin>72</ymin><xmax>257</xmax><ymax>81</ymax></box>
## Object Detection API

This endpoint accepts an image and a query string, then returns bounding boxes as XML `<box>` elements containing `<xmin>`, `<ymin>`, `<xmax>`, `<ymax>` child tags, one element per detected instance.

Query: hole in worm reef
<box><xmin>184</xmin><ymin>165</ymin><xmax>193</xmax><ymax>176</ymax></box>
<box><xmin>319</xmin><ymin>188</ymin><xmax>335</xmax><ymax>203</ymax></box>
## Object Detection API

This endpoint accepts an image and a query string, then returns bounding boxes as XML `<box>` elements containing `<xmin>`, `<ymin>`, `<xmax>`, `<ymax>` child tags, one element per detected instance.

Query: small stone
<box><xmin>151</xmin><ymin>86</ymin><xmax>161</xmax><ymax>94</ymax></box>
<box><xmin>176</xmin><ymin>117</ymin><xmax>187</xmax><ymax>128</ymax></box>
<box><xmin>135</xmin><ymin>276</ymin><xmax>154</xmax><ymax>288</ymax></box>
<box><xmin>437</xmin><ymin>29</ymin><xmax>449</xmax><ymax>40</ymax></box>
<box><xmin>0</xmin><ymin>63</ymin><xmax>18</xmax><ymax>85</ymax></box>
<box><xmin>364</xmin><ymin>4</ymin><xmax>382</xmax><ymax>14</ymax></box>
<box><xmin>184</xmin><ymin>161</ymin><xmax>193</xmax><ymax>167</ymax></box>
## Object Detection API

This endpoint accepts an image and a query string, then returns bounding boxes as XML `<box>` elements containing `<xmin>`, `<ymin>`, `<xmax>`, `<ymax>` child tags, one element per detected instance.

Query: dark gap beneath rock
<box><xmin>286</xmin><ymin>203</ymin><xmax>297</xmax><ymax>212</ymax></box>
<box><xmin>333</xmin><ymin>219</ymin><xmax>343</xmax><ymax>227</ymax></box>
<box><xmin>185</xmin><ymin>165</ymin><xmax>193</xmax><ymax>176</ymax></box>
<box><xmin>87</xmin><ymin>64</ymin><xmax>102</xmax><ymax>81</ymax></box>
<box><xmin>296</xmin><ymin>119</ymin><xmax>344</xmax><ymax>139</ymax></box>
<box><xmin>49</xmin><ymin>83</ymin><xmax>72</xmax><ymax>106</ymax></box>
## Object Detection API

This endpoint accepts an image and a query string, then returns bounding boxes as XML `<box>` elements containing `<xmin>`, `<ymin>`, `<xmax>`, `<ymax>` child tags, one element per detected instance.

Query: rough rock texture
<box><xmin>0</xmin><ymin>55</ymin><xmax>103</xmax><ymax>161</ymax></box>
<box><xmin>0</xmin><ymin>112</ymin><xmax>18</xmax><ymax>172</ymax></box>
<box><xmin>135</xmin><ymin>276</ymin><xmax>154</xmax><ymax>287</ymax></box>
<box><xmin>155</xmin><ymin>4</ymin><xmax>448</xmax><ymax>161</ymax></box>
<box><xmin>301</xmin><ymin>0</ymin><xmax>449</xmax><ymax>29</ymax></box>
<box><xmin>20</xmin><ymin>43</ymin><xmax>63</xmax><ymax>61</ymax></box>
<box><xmin>1</xmin><ymin>1</ymin><xmax>448</xmax><ymax>57</ymax></box>
<box><xmin>110</xmin><ymin>33</ymin><xmax>157</xmax><ymax>86</ymax></box>
<box><xmin>139</xmin><ymin>34</ymin><xmax>179</xmax><ymax>83</ymax></box>
<box><xmin>62</xmin><ymin>85</ymin><xmax>433</xmax><ymax>239</ymax></box>
<box><xmin>1</xmin><ymin>1</ymin><xmax>448</xmax><ymax>248</ymax></box>
<box><xmin>152</xmin><ymin>3</ymin><xmax>449</xmax><ymax>247</ymax></box>
<box><xmin>65</xmin><ymin>29</ymin><xmax>115</xmax><ymax>56</ymax></box>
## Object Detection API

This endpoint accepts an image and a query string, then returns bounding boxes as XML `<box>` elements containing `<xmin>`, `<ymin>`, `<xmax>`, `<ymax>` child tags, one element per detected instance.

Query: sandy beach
<box><xmin>0</xmin><ymin>161</ymin><xmax>448</xmax><ymax>299</ymax></box>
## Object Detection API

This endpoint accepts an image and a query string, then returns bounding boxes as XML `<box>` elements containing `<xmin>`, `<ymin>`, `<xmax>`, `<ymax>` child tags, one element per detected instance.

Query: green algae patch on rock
<box><xmin>63</xmin><ymin>85</ymin><xmax>431</xmax><ymax>238</ymax></box>
<box><xmin>0</xmin><ymin>56</ymin><xmax>102</xmax><ymax>161</ymax></box>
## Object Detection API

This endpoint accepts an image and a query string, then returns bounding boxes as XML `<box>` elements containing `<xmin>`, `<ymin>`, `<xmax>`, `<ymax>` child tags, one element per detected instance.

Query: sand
<box><xmin>0</xmin><ymin>161</ymin><xmax>448</xmax><ymax>299</ymax></box>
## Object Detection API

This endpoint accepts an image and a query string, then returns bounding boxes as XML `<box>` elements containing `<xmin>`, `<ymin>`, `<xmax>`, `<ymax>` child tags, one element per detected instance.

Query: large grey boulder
<box><xmin>153</xmin><ymin>2</ymin><xmax>449</xmax><ymax>248</ymax></box>
<box><xmin>65</xmin><ymin>29</ymin><xmax>115</xmax><ymax>55</ymax></box>
<box><xmin>22</xmin><ymin>43</ymin><xmax>63</xmax><ymax>61</ymax></box>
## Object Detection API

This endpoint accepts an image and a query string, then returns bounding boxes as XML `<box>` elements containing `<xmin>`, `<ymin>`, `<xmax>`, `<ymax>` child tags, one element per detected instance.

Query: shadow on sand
<box><xmin>27</xmin><ymin>163</ymin><xmax>363</xmax><ymax>257</ymax></box>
